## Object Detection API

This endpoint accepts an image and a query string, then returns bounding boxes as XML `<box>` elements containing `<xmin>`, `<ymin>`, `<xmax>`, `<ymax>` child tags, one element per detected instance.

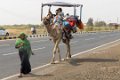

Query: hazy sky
<box><xmin>0</xmin><ymin>0</ymin><xmax>120</xmax><ymax>25</ymax></box>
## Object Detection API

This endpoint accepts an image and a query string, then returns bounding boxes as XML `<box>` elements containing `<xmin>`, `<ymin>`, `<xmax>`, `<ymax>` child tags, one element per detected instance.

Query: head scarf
<box><xmin>15</xmin><ymin>32</ymin><xmax>32</xmax><ymax>57</ymax></box>
<box><xmin>18</xmin><ymin>32</ymin><xmax>28</xmax><ymax>38</ymax></box>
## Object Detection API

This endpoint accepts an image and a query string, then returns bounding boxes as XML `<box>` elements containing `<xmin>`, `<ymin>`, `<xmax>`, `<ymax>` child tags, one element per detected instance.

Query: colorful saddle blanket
<box><xmin>63</xmin><ymin>16</ymin><xmax>78</xmax><ymax>33</ymax></box>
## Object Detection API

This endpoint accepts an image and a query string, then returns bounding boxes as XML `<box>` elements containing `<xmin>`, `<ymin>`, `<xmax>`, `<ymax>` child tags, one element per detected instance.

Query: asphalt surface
<box><xmin>0</xmin><ymin>31</ymin><xmax>120</xmax><ymax>79</ymax></box>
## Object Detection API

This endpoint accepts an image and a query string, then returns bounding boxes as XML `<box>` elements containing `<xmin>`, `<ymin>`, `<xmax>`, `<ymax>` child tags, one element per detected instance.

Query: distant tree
<box><xmin>86</xmin><ymin>18</ymin><xmax>94</xmax><ymax>27</ymax></box>
<box><xmin>94</xmin><ymin>21</ymin><xmax>106</xmax><ymax>27</ymax></box>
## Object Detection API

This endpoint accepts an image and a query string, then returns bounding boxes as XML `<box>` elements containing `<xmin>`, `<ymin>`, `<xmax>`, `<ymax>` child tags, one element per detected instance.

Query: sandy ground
<box><xmin>6</xmin><ymin>28</ymin><xmax>47</xmax><ymax>36</ymax></box>
<box><xmin>9</xmin><ymin>41</ymin><xmax>120</xmax><ymax>80</ymax></box>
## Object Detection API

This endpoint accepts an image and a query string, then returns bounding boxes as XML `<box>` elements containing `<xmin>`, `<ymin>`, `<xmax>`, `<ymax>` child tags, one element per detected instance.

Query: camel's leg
<box><xmin>51</xmin><ymin>25</ymin><xmax>62</xmax><ymax>64</ymax></box>
<box><xmin>51</xmin><ymin>38</ymin><xmax>61</xmax><ymax>64</ymax></box>
<box><xmin>55</xmin><ymin>37</ymin><xmax>62</xmax><ymax>63</ymax></box>
<box><xmin>55</xmin><ymin>26</ymin><xmax>62</xmax><ymax>63</ymax></box>
<box><xmin>51</xmin><ymin>39</ymin><xmax>56</xmax><ymax>64</ymax></box>
<box><xmin>57</xmin><ymin>46</ymin><xmax>61</xmax><ymax>62</ymax></box>
<box><xmin>57</xmin><ymin>31</ymin><xmax>62</xmax><ymax>63</ymax></box>
<box><xmin>68</xmin><ymin>42</ymin><xmax>71</xmax><ymax>58</ymax></box>
<box><xmin>65</xmin><ymin>39</ymin><xmax>71</xmax><ymax>60</ymax></box>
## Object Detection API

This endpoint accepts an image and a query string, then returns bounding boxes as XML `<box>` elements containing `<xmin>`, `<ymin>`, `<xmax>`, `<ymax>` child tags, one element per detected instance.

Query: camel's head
<box><xmin>42</xmin><ymin>13</ymin><xmax>53</xmax><ymax>25</ymax></box>
<box><xmin>42</xmin><ymin>9</ymin><xmax>54</xmax><ymax>26</ymax></box>
<box><xmin>42</xmin><ymin>16</ymin><xmax>52</xmax><ymax>34</ymax></box>
<box><xmin>42</xmin><ymin>17</ymin><xmax>50</xmax><ymax>26</ymax></box>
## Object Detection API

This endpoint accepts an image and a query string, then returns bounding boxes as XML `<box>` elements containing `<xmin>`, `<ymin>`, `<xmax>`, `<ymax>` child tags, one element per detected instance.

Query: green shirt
<box><xmin>15</xmin><ymin>38</ymin><xmax>32</xmax><ymax>57</ymax></box>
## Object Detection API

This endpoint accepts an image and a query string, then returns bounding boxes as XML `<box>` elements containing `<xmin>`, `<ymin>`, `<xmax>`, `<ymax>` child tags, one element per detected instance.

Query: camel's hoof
<box><xmin>57</xmin><ymin>60</ymin><xmax>62</xmax><ymax>63</ymax></box>
<box><xmin>67</xmin><ymin>57</ymin><xmax>71</xmax><ymax>60</ymax></box>
<box><xmin>62</xmin><ymin>59</ymin><xmax>65</xmax><ymax>61</ymax></box>
<box><xmin>63</xmin><ymin>58</ymin><xmax>69</xmax><ymax>61</ymax></box>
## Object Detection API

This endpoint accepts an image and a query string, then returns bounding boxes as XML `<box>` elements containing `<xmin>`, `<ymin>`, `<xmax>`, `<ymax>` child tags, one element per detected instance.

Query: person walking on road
<box><xmin>15</xmin><ymin>32</ymin><xmax>34</xmax><ymax>77</ymax></box>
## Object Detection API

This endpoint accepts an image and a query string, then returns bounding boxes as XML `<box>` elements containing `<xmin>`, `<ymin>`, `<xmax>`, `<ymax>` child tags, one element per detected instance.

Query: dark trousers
<box><xmin>19</xmin><ymin>50</ymin><xmax>31</xmax><ymax>74</ymax></box>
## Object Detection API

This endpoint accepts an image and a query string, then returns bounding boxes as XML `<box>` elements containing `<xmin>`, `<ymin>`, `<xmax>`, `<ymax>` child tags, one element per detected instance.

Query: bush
<box><xmin>0</xmin><ymin>27</ymin><xmax>5</xmax><ymax>30</ymax></box>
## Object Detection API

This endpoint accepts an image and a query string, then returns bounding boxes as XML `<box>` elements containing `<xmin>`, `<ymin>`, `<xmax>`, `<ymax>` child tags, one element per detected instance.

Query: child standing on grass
<box><xmin>15</xmin><ymin>32</ymin><xmax>34</xmax><ymax>77</ymax></box>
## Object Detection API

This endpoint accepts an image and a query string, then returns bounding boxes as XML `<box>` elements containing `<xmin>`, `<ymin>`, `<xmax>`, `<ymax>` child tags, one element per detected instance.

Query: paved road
<box><xmin>0</xmin><ymin>31</ymin><xmax>120</xmax><ymax>79</ymax></box>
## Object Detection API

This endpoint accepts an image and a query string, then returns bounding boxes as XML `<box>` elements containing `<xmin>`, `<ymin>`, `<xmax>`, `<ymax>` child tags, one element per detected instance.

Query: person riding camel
<box><xmin>53</xmin><ymin>8</ymin><xmax>64</xmax><ymax>30</ymax></box>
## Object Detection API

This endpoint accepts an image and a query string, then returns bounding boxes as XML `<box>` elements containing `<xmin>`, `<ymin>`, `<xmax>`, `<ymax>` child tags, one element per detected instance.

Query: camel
<box><xmin>42</xmin><ymin>11</ymin><xmax>83</xmax><ymax>64</ymax></box>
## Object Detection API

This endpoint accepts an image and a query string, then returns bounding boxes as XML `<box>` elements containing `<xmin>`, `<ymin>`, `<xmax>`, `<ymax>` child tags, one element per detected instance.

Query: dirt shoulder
<box><xmin>11</xmin><ymin>41</ymin><xmax>120</xmax><ymax>80</ymax></box>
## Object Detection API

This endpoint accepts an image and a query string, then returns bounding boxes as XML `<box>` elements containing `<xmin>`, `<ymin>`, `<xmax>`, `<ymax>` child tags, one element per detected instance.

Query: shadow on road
<box><xmin>68</xmin><ymin>58</ymin><xmax>119</xmax><ymax>66</ymax></box>
<box><xmin>24</xmin><ymin>73</ymin><xmax>54</xmax><ymax>77</ymax></box>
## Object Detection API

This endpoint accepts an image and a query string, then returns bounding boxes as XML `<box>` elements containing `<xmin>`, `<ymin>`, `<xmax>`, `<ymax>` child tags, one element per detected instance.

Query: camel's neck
<box><xmin>43</xmin><ymin>18</ymin><xmax>51</xmax><ymax>33</ymax></box>
<box><xmin>45</xmin><ymin>24</ymin><xmax>52</xmax><ymax>34</ymax></box>
<box><xmin>43</xmin><ymin>17</ymin><xmax>54</xmax><ymax>36</ymax></box>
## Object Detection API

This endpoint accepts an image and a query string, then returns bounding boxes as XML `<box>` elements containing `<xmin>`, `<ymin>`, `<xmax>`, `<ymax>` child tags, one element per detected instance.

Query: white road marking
<box><xmin>32</xmin><ymin>47</ymin><xmax>46</xmax><ymax>51</ymax></box>
<box><xmin>85</xmin><ymin>38</ymin><xmax>94</xmax><ymax>40</ymax></box>
<box><xmin>2</xmin><ymin>47</ymin><xmax>46</xmax><ymax>56</ymax></box>
<box><xmin>0</xmin><ymin>39</ymin><xmax>15</xmax><ymax>42</ymax></box>
<box><xmin>0</xmin><ymin>44</ymin><xmax>10</xmax><ymax>47</ymax></box>
<box><xmin>2</xmin><ymin>52</ymin><xmax>17</xmax><ymax>56</ymax></box>
<box><xmin>1</xmin><ymin>39</ymin><xmax>120</xmax><ymax>80</ymax></box>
